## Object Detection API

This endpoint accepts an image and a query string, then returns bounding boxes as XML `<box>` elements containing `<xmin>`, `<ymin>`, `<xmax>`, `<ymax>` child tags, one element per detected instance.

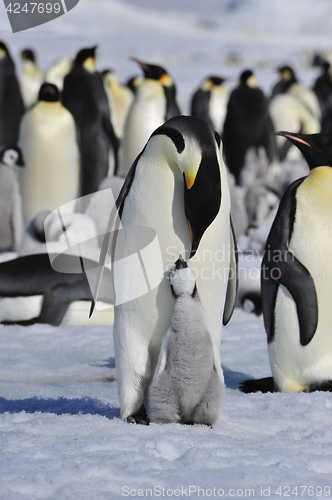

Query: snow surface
<box><xmin>0</xmin><ymin>1</ymin><xmax>332</xmax><ymax>499</ymax></box>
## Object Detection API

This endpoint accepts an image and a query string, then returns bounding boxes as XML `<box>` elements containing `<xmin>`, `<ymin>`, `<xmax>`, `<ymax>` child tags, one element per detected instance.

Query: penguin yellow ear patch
<box><xmin>159</xmin><ymin>74</ymin><xmax>173</xmax><ymax>87</ymax></box>
<box><xmin>281</xmin><ymin>69</ymin><xmax>292</xmax><ymax>80</ymax></box>
<box><xmin>246</xmin><ymin>75</ymin><xmax>257</xmax><ymax>88</ymax></box>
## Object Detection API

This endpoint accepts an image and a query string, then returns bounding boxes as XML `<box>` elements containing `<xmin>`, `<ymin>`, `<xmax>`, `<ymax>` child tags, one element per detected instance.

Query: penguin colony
<box><xmin>0</xmin><ymin>39</ymin><xmax>331</xmax><ymax>426</ymax></box>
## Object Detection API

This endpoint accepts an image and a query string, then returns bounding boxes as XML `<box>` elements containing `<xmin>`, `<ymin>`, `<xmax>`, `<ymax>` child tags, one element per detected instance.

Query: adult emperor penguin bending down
<box><xmin>148</xmin><ymin>256</ymin><xmax>224</xmax><ymax>426</ymax></box>
<box><xmin>241</xmin><ymin>132</ymin><xmax>332</xmax><ymax>394</ymax></box>
<box><xmin>93</xmin><ymin>116</ymin><xmax>238</xmax><ymax>423</ymax></box>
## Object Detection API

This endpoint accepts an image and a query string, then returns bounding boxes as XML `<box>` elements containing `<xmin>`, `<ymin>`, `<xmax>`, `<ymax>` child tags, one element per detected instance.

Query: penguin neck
<box><xmin>172</xmin><ymin>295</ymin><xmax>206</xmax><ymax>333</ymax></box>
<box><xmin>301</xmin><ymin>166</ymin><xmax>332</xmax><ymax>207</ymax></box>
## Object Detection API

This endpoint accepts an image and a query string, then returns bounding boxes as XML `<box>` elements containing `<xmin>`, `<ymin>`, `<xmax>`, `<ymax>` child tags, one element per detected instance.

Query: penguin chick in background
<box><xmin>148</xmin><ymin>256</ymin><xmax>224</xmax><ymax>426</ymax></box>
<box><xmin>0</xmin><ymin>41</ymin><xmax>24</xmax><ymax>149</ymax></box>
<box><xmin>190</xmin><ymin>76</ymin><xmax>229</xmax><ymax>135</ymax></box>
<box><xmin>222</xmin><ymin>69</ymin><xmax>276</xmax><ymax>185</ymax></box>
<box><xmin>62</xmin><ymin>46</ymin><xmax>119</xmax><ymax>191</ymax></box>
<box><xmin>119</xmin><ymin>59</ymin><xmax>181</xmax><ymax>178</ymax></box>
<box><xmin>0</xmin><ymin>146</ymin><xmax>24</xmax><ymax>252</ymax></box>
<box><xmin>19</xmin><ymin>49</ymin><xmax>43</xmax><ymax>108</ymax></box>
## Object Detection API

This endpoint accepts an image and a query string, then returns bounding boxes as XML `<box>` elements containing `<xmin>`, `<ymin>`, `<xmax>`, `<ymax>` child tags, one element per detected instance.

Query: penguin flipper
<box><xmin>89</xmin><ymin>154</ymin><xmax>142</xmax><ymax>317</ymax></box>
<box><xmin>261</xmin><ymin>178</ymin><xmax>318</xmax><ymax>346</ymax></box>
<box><xmin>222</xmin><ymin>217</ymin><xmax>238</xmax><ymax>325</ymax></box>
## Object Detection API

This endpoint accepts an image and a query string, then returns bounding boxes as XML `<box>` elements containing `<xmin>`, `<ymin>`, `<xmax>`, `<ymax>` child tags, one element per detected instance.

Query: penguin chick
<box><xmin>19</xmin><ymin>49</ymin><xmax>43</xmax><ymax>108</ymax></box>
<box><xmin>190</xmin><ymin>76</ymin><xmax>229</xmax><ymax>134</ymax></box>
<box><xmin>222</xmin><ymin>69</ymin><xmax>275</xmax><ymax>185</ymax></box>
<box><xmin>0</xmin><ymin>146</ymin><xmax>24</xmax><ymax>251</ymax></box>
<box><xmin>148</xmin><ymin>256</ymin><xmax>224</xmax><ymax>426</ymax></box>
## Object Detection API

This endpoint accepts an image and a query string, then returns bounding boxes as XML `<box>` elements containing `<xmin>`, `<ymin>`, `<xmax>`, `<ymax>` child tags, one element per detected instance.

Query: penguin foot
<box><xmin>307</xmin><ymin>380</ymin><xmax>332</xmax><ymax>392</ymax></box>
<box><xmin>239</xmin><ymin>377</ymin><xmax>276</xmax><ymax>393</ymax></box>
<box><xmin>126</xmin><ymin>404</ymin><xmax>149</xmax><ymax>425</ymax></box>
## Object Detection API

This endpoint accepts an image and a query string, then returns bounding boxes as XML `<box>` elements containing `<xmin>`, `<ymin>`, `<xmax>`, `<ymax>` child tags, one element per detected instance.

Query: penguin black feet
<box><xmin>126</xmin><ymin>404</ymin><xmax>149</xmax><ymax>425</ymax></box>
<box><xmin>307</xmin><ymin>380</ymin><xmax>332</xmax><ymax>392</ymax></box>
<box><xmin>239</xmin><ymin>377</ymin><xmax>276</xmax><ymax>393</ymax></box>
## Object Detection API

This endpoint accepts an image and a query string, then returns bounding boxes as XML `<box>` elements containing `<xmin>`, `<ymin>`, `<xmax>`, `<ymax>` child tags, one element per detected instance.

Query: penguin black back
<box><xmin>0</xmin><ymin>41</ymin><xmax>24</xmax><ymax>148</ymax></box>
<box><xmin>222</xmin><ymin>69</ymin><xmax>275</xmax><ymax>184</ymax></box>
<box><xmin>62</xmin><ymin>46</ymin><xmax>119</xmax><ymax>195</ymax></box>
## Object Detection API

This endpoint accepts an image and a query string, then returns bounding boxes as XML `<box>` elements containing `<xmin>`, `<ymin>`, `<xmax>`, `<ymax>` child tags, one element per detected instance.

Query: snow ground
<box><xmin>0</xmin><ymin>312</ymin><xmax>331</xmax><ymax>500</ymax></box>
<box><xmin>0</xmin><ymin>1</ymin><xmax>332</xmax><ymax>499</ymax></box>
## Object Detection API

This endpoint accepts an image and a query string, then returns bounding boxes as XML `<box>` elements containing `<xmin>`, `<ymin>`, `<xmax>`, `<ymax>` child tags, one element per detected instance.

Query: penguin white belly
<box><xmin>269</xmin><ymin>167</ymin><xmax>332</xmax><ymax>391</ymax></box>
<box><xmin>0</xmin><ymin>296</ymin><xmax>43</xmax><ymax>322</ymax></box>
<box><xmin>0</xmin><ymin>296</ymin><xmax>113</xmax><ymax>326</ymax></box>
<box><xmin>209</xmin><ymin>87</ymin><xmax>228</xmax><ymax>133</ymax></box>
<box><xmin>19</xmin><ymin>65</ymin><xmax>43</xmax><ymax>108</ymax></box>
<box><xmin>120</xmin><ymin>84</ymin><xmax>166</xmax><ymax>177</ymax></box>
<box><xmin>113</xmin><ymin>158</ymin><xmax>190</xmax><ymax>416</ymax></box>
<box><xmin>19</xmin><ymin>102</ymin><xmax>80</xmax><ymax>225</ymax></box>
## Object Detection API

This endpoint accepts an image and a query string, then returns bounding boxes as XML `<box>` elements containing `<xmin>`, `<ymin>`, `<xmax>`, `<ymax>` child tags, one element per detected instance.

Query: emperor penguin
<box><xmin>119</xmin><ymin>59</ymin><xmax>181</xmax><ymax>178</ymax></box>
<box><xmin>18</xmin><ymin>49</ymin><xmax>43</xmax><ymax>108</ymax></box>
<box><xmin>190</xmin><ymin>76</ymin><xmax>229</xmax><ymax>135</ymax></box>
<box><xmin>271</xmin><ymin>65</ymin><xmax>321</xmax><ymax>123</ymax></box>
<box><xmin>222</xmin><ymin>69</ymin><xmax>276</xmax><ymax>185</ymax></box>
<box><xmin>93</xmin><ymin>116</ymin><xmax>238</xmax><ymax>423</ymax></box>
<box><xmin>44</xmin><ymin>55</ymin><xmax>73</xmax><ymax>93</ymax></box>
<box><xmin>241</xmin><ymin>132</ymin><xmax>332</xmax><ymax>394</ymax></box>
<box><xmin>0</xmin><ymin>41</ymin><xmax>24</xmax><ymax>148</ymax></box>
<box><xmin>62</xmin><ymin>47</ymin><xmax>119</xmax><ymax>192</ymax></box>
<box><xmin>148</xmin><ymin>256</ymin><xmax>224</xmax><ymax>426</ymax></box>
<box><xmin>19</xmin><ymin>83</ymin><xmax>80</xmax><ymax>226</ymax></box>
<box><xmin>269</xmin><ymin>93</ymin><xmax>320</xmax><ymax>162</ymax></box>
<box><xmin>102</xmin><ymin>69</ymin><xmax>134</xmax><ymax>139</ymax></box>
<box><xmin>0</xmin><ymin>146</ymin><xmax>24</xmax><ymax>252</ymax></box>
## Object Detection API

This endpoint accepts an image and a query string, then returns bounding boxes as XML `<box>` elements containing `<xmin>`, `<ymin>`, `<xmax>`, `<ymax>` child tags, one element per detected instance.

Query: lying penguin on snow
<box><xmin>148</xmin><ymin>256</ymin><xmax>224</xmax><ymax>426</ymax></box>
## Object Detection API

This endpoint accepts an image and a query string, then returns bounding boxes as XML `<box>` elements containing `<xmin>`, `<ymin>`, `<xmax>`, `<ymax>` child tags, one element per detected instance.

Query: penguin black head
<box><xmin>0</xmin><ymin>41</ymin><xmax>9</xmax><ymax>56</ymax></box>
<box><xmin>170</xmin><ymin>256</ymin><xmax>197</xmax><ymax>299</ymax></box>
<box><xmin>175</xmin><ymin>255</ymin><xmax>188</xmax><ymax>270</ymax></box>
<box><xmin>239</xmin><ymin>69</ymin><xmax>257</xmax><ymax>87</ymax></box>
<box><xmin>21</xmin><ymin>49</ymin><xmax>35</xmax><ymax>63</ymax></box>
<box><xmin>151</xmin><ymin>116</ymin><xmax>222</xmax><ymax>259</ymax></box>
<box><xmin>0</xmin><ymin>146</ymin><xmax>24</xmax><ymax>167</ymax></box>
<box><xmin>74</xmin><ymin>46</ymin><xmax>97</xmax><ymax>68</ymax></box>
<box><xmin>277</xmin><ymin>131</ymin><xmax>332</xmax><ymax>169</ymax></box>
<box><xmin>131</xmin><ymin>58</ymin><xmax>173</xmax><ymax>86</ymax></box>
<box><xmin>277</xmin><ymin>65</ymin><xmax>297</xmax><ymax>82</ymax></box>
<box><xmin>38</xmin><ymin>83</ymin><xmax>59</xmax><ymax>102</ymax></box>
<box><xmin>126</xmin><ymin>75</ymin><xmax>143</xmax><ymax>94</ymax></box>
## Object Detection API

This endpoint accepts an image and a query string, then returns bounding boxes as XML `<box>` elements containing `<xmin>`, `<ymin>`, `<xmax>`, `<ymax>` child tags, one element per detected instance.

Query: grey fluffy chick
<box><xmin>148</xmin><ymin>256</ymin><xmax>224</xmax><ymax>426</ymax></box>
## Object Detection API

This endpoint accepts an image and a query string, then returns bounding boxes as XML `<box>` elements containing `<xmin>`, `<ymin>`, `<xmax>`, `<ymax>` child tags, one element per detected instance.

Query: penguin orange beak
<box><xmin>277</xmin><ymin>131</ymin><xmax>312</xmax><ymax>148</ymax></box>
